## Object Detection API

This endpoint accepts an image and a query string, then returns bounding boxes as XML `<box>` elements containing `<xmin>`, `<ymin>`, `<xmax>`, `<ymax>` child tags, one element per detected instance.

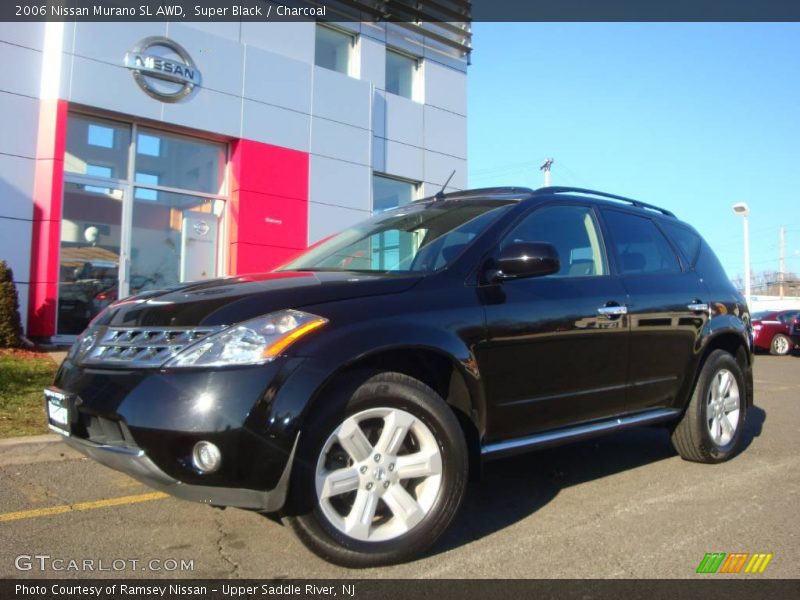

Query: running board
<box><xmin>481</xmin><ymin>408</ymin><xmax>682</xmax><ymax>461</ymax></box>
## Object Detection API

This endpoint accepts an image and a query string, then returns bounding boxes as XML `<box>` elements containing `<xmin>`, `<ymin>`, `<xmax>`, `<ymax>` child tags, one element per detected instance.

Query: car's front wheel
<box><xmin>285</xmin><ymin>372</ymin><xmax>468</xmax><ymax>567</ymax></box>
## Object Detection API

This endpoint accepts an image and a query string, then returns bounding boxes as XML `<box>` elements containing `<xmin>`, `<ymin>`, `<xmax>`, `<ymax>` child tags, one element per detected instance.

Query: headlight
<box><xmin>164</xmin><ymin>309</ymin><xmax>327</xmax><ymax>368</ymax></box>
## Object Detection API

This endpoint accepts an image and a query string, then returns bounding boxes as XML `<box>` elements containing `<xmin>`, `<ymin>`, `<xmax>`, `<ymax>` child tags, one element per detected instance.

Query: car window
<box><xmin>602</xmin><ymin>210</ymin><xmax>681</xmax><ymax>275</ymax></box>
<box><xmin>779</xmin><ymin>311</ymin><xmax>800</xmax><ymax>323</ymax></box>
<box><xmin>500</xmin><ymin>204</ymin><xmax>607</xmax><ymax>277</ymax></box>
<box><xmin>661</xmin><ymin>222</ymin><xmax>701</xmax><ymax>266</ymax></box>
<box><xmin>282</xmin><ymin>201</ymin><xmax>514</xmax><ymax>273</ymax></box>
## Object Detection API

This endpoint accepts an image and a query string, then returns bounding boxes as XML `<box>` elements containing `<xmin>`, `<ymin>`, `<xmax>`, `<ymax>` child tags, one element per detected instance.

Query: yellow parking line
<box><xmin>0</xmin><ymin>492</ymin><xmax>169</xmax><ymax>523</ymax></box>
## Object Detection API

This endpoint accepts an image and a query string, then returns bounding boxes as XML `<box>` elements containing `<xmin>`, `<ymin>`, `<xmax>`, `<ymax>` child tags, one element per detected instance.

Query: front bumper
<box><xmin>59</xmin><ymin>432</ymin><xmax>297</xmax><ymax>511</ymax></box>
<box><xmin>49</xmin><ymin>356</ymin><xmax>312</xmax><ymax>511</ymax></box>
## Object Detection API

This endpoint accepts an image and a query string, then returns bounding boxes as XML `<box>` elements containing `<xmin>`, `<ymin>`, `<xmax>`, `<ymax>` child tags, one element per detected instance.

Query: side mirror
<box><xmin>491</xmin><ymin>242</ymin><xmax>560</xmax><ymax>281</ymax></box>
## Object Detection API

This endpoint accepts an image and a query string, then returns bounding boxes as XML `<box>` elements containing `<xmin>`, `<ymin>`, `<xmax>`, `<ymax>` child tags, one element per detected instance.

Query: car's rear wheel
<box><xmin>285</xmin><ymin>372</ymin><xmax>468</xmax><ymax>567</ymax></box>
<box><xmin>769</xmin><ymin>333</ymin><xmax>792</xmax><ymax>356</ymax></box>
<box><xmin>671</xmin><ymin>349</ymin><xmax>747</xmax><ymax>463</ymax></box>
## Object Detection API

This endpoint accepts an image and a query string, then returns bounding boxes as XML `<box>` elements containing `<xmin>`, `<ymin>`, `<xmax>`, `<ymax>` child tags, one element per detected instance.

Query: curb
<box><xmin>0</xmin><ymin>433</ymin><xmax>63</xmax><ymax>447</ymax></box>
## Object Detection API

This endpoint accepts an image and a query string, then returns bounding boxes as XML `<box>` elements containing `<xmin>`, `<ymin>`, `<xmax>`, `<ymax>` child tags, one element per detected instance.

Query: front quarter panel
<box><xmin>264</xmin><ymin>288</ymin><xmax>487</xmax><ymax>438</ymax></box>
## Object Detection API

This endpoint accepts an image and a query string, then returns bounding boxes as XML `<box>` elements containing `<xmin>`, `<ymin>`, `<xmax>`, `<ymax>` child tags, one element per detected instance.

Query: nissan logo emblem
<box><xmin>193</xmin><ymin>221</ymin><xmax>210</xmax><ymax>236</ymax></box>
<box><xmin>124</xmin><ymin>37</ymin><xmax>201</xmax><ymax>103</ymax></box>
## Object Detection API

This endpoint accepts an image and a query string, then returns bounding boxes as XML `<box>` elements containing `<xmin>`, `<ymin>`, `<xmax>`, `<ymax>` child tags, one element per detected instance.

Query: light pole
<box><xmin>732</xmin><ymin>202</ymin><xmax>750</xmax><ymax>307</ymax></box>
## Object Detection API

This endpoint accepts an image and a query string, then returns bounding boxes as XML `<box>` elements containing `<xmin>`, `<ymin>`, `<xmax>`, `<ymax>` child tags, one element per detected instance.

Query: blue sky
<box><xmin>467</xmin><ymin>23</ymin><xmax>800</xmax><ymax>280</ymax></box>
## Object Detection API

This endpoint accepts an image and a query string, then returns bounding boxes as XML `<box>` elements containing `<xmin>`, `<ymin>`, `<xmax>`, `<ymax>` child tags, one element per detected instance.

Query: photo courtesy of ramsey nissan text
<box><xmin>0</xmin><ymin>1</ymin><xmax>798</xmax><ymax>599</ymax></box>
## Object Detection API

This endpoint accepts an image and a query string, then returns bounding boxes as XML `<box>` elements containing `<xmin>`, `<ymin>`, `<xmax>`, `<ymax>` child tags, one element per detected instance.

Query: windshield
<box><xmin>282</xmin><ymin>200</ymin><xmax>514</xmax><ymax>273</ymax></box>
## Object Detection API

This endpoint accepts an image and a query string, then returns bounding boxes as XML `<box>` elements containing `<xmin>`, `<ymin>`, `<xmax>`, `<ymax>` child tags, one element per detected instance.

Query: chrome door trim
<box><xmin>597</xmin><ymin>305</ymin><xmax>628</xmax><ymax>316</ymax></box>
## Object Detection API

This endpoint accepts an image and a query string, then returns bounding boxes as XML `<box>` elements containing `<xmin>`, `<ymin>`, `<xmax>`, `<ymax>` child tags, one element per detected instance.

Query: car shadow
<box><xmin>429</xmin><ymin>406</ymin><xmax>766</xmax><ymax>557</ymax></box>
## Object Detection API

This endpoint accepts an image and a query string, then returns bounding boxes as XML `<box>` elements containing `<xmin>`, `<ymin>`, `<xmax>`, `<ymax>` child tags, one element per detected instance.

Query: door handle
<box><xmin>598</xmin><ymin>305</ymin><xmax>628</xmax><ymax>317</ymax></box>
<box><xmin>688</xmin><ymin>302</ymin><xmax>709</xmax><ymax>313</ymax></box>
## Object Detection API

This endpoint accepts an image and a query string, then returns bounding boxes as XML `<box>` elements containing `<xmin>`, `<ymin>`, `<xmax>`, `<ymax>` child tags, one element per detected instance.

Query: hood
<box><xmin>95</xmin><ymin>271</ymin><xmax>422</xmax><ymax>328</ymax></box>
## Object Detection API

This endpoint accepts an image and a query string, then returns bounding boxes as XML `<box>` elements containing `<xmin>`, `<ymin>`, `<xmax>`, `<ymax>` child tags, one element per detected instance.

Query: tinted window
<box><xmin>501</xmin><ymin>205</ymin><xmax>607</xmax><ymax>277</ymax></box>
<box><xmin>386</xmin><ymin>50</ymin><xmax>417</xmax><ymax>99</ymax></box>
<box><xmin>779</xmin><ymin>311</ymin><xmax>800</xmax><ymax>323</ymax></box>
<box><xmin>661</xmin><ymin>222</ymin><xmax>701</xmax><ymax>266</ymax></box>
<box><xmin>602</xmin><ymin>210</ymin><xmax>681</xmax><ymax>275</ymax></box>
<box><xmin>315</xmin><ymin>26</ymin><xmax>353</xmax><ymax>74</ymax></box>
<box><xmin>283</xmin><ymin>201</ymin><xmax>513</xmax><ymax>273</ymax></box>
<box><xmin>373</xmin><ymin>175</ymin><xmax>417</xmax><ymax>212</ymax></box>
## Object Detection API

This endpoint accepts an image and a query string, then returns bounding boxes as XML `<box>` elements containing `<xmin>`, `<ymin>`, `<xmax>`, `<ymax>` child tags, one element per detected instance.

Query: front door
<box><xmin>480</xmin><ymin>203</ymin><xmax>630</xmax><ymax>442</ymax></box>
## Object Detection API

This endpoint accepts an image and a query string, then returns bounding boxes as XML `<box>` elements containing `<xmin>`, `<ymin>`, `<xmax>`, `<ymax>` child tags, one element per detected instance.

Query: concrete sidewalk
<box><xmin>46</xmin><ymin>350</ymin><xmax>67</xmax><ymax>364</ymax></box>
<box><xmin>0</xmin><ymin>433</ymin><xmax>81</xmax><ymax>467</ymax></box>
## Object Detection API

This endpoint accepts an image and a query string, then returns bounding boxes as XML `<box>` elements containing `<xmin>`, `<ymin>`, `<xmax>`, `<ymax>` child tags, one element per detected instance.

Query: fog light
<box><xmin>192</xmin><ymin>441</ymin><xmax>221</xmax><ymax>473</ymax></box>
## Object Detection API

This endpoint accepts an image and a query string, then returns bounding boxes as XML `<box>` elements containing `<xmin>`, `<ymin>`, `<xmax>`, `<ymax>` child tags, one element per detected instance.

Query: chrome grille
<box><xmin>80</xmin><ymin>326</ymin><xmax>222</xmax><ymax>368</ymax></box>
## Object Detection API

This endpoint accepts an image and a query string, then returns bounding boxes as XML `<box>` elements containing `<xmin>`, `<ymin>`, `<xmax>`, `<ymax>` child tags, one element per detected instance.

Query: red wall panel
<box><xmin>228</xmin><ymin>139</ymin><xmax>309</xmax><ymax>275</ymax></box>
<box><xmin>230</xmin><ymin>139</ymin><xmax>308</xmax><ymax>201</ymax></box>
<box><xmin>27</xmin><ymin>99</ymin><xmax>68</xmax><ymax>337</ymax></box>
<box><xmin>229</xmin><ymin>243</ymin><xmax>303</xmax><ymax>275</ymax></box>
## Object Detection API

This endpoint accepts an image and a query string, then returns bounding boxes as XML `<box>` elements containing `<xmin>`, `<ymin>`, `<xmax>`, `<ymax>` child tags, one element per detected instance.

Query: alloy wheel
<box><xmin>705</xmin><ymin>368</ymin><xmax>741</xmax><ymax>446</ymax></box>
<box><xmin>772</xmin><ymin>335</ymin><xmax>790</xmax><ymax>355</ymax></box>
<box><xmin>314</xmin><ymin>407</ymin><xmax>443</xmax><ymax>543</ymax></box>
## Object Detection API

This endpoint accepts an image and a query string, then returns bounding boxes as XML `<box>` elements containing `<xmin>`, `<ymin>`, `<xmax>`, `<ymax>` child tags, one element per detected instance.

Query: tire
<box><xmin>769</xmin><ymin>333</ymin><xmax>792</xmax><ymax>356</ymax></box>
<box><xmin>284</xmin><ymin>371</ymin><xmax>468</xmax><ymax>568</ymax></box>
<box><xmin>671</xmin><ymin>350</ymin><xmax>747</xmax><ymax>463</ymax></box>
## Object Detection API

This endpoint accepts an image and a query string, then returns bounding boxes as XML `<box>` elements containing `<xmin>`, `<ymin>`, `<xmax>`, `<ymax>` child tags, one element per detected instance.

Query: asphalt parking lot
<box><xmin>1</xmin><ymin>356</ymin><xmax>798</xmax><ymax>579</ymax></box>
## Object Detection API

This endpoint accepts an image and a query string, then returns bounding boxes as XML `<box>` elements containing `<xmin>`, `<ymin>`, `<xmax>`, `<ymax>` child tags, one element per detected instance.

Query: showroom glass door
<box><xmin>57</xmin><ymin>114</ymin><xmax>227</xmax><ymax>338</ymax></box>
<box><xmin>128</xmin><ymin>128</ymin><xmax>226</xmax><ymax>296</ymax></box>
<box><xmin>58</xmin><ymin>116</ymin><xmax>130</xmax><ymax>335</ymax></box>
<box><xmin>57</xmin><ymin>180</ymin><xmax>126</xmax><ymax>335</ymax></box>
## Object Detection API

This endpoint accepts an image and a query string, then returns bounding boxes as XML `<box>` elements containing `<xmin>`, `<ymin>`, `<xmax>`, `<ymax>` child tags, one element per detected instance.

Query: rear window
<box><xmin>601</xmin><ymin>210</ymin><xmax>681</xmax><ymax>275</ymax></box>
<box><xmin>660</xmin><ymin>222</ymin><xmax>701</xmax><ymax>266</ymax></box>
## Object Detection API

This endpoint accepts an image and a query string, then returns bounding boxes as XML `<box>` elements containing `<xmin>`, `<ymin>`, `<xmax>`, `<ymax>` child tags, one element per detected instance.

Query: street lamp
<box><xmin>732</xmin><ymin>202</ymin><xmax>750</xmax><ymax>307</ymax></box>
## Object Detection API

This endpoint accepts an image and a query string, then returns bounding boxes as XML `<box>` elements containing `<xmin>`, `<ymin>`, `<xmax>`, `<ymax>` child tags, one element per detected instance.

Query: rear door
<box><xmin>599</xmin><ymin>209</ymin><xmax>707</xmax><ymax>412</ymax></box>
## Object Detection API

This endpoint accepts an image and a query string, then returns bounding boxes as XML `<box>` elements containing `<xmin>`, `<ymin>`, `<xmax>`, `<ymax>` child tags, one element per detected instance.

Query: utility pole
<box><xmin>779</xmin><ymin>226</ymin><xmax>785</xmax><ymax>299</ymax></box>
<box><xmin>540</xmin><ymin>158</ymin><xmax>554</xmax><ymax>187</ymax></box>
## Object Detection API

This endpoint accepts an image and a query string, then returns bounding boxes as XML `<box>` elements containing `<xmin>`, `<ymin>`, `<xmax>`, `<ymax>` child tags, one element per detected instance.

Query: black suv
<box><xmin>47</xmin><ymin>187</ymin><xmax>753</xmax><ymax>567</ymax></box>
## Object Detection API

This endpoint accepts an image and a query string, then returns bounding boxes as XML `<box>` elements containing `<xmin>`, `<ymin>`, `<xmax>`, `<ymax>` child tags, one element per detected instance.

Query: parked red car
<box><xmin>751</xmin><ymin>310</ymin><xmax>800</xmax><ymax>355</ymax></box>
<box><xmin>791</xmin><ymin>315</ymin><xmax>800</xmax><ymax>349</ymax></box>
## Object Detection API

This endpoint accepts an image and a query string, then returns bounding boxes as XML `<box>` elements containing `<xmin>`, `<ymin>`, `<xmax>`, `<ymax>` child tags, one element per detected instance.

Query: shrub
<box><xmin>0</xmin><ymin>260</ymin><xmax>23</xmax><ymax>348</ymax></box>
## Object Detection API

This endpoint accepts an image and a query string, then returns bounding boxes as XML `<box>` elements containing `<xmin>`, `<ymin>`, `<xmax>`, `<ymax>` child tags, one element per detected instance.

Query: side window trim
<box><xmin>498</xmin><ymin>201</ymin><xmax>611</xmax><ymax>279</ymax></box>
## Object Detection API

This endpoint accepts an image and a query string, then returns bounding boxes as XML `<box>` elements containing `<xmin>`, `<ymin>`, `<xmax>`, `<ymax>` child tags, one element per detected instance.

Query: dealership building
<box><xmin>0</xmin><ymin>7</ymin><xmax>470</xmax><ymax>341</ymax></box>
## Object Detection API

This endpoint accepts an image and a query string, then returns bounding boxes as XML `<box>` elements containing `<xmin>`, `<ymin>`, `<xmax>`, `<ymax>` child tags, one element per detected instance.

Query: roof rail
<box><xmin>533</xmin><ymin>186</ymin><xmax>675</xmax><ymax>217</ymax></box>
<box><xmin>447</xmin><ymin>186</ymin><xmax>535</xmax><ymax>197</ymax></box>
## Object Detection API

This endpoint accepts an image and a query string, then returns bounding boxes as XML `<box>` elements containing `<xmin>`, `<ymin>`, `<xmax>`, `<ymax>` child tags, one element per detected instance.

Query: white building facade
<box><xmin>0</xmin><ymin>8</ymin><xmax>470</xmax><ymax>340</ymax></box>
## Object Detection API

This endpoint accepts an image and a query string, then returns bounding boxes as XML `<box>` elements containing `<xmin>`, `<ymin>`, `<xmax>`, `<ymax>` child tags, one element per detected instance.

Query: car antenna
<box><xmin>434</xmin><ymin>170</ymin><xmax>456</xmax><ymax>201</ymax></box>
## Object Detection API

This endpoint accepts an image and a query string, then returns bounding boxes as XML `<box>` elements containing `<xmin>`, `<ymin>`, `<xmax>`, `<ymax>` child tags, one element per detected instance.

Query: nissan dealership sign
<box><xmin>124</xmin><ymin>36</ymin><xmax>201</xmax><ymax>102</ymax></box>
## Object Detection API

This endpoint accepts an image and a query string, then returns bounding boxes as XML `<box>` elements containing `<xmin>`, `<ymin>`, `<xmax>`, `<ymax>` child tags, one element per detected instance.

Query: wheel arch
<box><xmin>693</xmin><ymin>324</ymin><xmax>754</xmax><ymax>408</ymax></box>
<box><xmin>301</xmin><ymin>345</ymin><xmax>485</xmax><ymax>478</ymax></box>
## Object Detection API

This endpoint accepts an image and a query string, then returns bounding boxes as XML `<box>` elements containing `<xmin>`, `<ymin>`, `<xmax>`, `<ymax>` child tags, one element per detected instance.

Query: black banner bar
<box><xmin>2</xmin><ymin>579</ymin><xmax>800</xmax><ymax>600</ymax></box>
<box><xmin>2</xmin><ymin>0</ymin><xmax>800</xmax><ymax>22</ymax></box>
